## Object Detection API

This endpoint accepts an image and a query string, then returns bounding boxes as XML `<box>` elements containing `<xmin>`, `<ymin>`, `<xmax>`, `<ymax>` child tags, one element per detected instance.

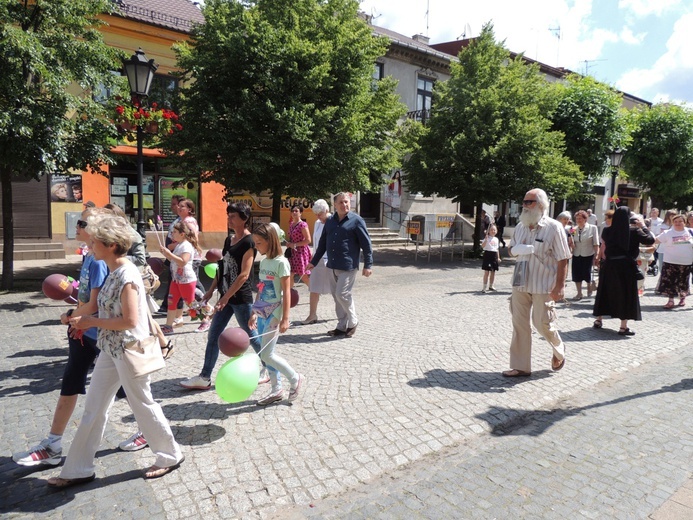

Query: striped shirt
<box><xmin>509</xmin><ymin>215</ymin><xmax>571</xmax><ymax>294</ymax></box>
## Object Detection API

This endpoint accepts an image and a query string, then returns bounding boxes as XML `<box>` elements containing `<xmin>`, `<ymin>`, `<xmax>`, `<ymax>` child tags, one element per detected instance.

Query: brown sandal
<box><xmin>552</xmin><ymin>355</ymin><xmax>565</xmax><ymax>371</ymax></box>
<box><xmin>144</xmin><ymin>456</ymin><xmax>184</xmax><ymax>479</ymax></box>
<box><xmin>47</xmin><ymin>474</ymin><xmax>95</xmax><ymax>488</ymax></box>
<box><xmin>502</xmin><ymin>369</ymin><xmax>531</xmax><ymax>377</ymax></box>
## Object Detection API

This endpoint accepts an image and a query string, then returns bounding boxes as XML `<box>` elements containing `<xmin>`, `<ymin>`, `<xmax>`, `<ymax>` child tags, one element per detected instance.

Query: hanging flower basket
<box><xmin>112</xmin><ymin>97</ymin><xmax>182</xmax><ymax>140</ymax></box>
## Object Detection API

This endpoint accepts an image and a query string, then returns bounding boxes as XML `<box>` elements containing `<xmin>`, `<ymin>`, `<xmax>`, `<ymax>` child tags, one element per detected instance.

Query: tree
<box><xmin>0</xmin><ymin>0</ymin><xmax>122</xmax><ymax>289</ymax></box>
<box><xmin>623</xmin><ymin>103</ymin><xmax>693</xmax><ymax>208</ymax></box>
<box><xmin>165</xmin><ymin>0</ymin><xmax>407</xmax><ymax>221</ymax></box>
<box><xmin>551</xmin><ymin>75</ymin><xmax>626</xmax><ymax>183</ymax></box>
<box><xmin>404</xmin><ymin>23</ymin><xmax>581</xmax><ymax>251</ymax></box>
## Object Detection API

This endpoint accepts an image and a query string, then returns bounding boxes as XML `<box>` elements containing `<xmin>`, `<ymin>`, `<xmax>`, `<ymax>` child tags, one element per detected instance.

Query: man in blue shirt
<box><xmin>308</xmin><ymin>192</ymin><xmax>373</xmax><ymax>337</ymax></box>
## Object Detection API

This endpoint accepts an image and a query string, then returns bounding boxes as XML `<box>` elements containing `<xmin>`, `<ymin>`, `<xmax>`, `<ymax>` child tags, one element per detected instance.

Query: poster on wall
<box><xmin>158</xmin><ymin>177</ymin><xmax>198</xmax><ymax>227</ymax></box>
<box><xmin>383</xmin><ymin>170</ymin><xmax>402</xmax><ymax>209</ymax></box>
<box><xmin>51</xmin><ymin>174</ymin><xmax>83</xmax><ymax>202</ymax></box>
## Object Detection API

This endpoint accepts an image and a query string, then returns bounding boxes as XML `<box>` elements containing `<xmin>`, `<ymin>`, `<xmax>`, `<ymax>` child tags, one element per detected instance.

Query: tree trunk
<box><xmin>472</xmin><ymin>200</ymin><xmax>483</xmax><ymax>255</ymax></box>
<box><xmin>1</xmin><ymin>165</ymin><xmax>15</xmax><ymax>290</ymax></box>
<box><xmin>271</xmin><ymin>189</ymin><xmax>283</xmax><ymax>224</ymax></box>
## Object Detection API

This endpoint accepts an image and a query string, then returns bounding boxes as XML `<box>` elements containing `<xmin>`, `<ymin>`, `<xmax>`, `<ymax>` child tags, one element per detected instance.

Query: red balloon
<box><xmin>42</xmin><ymin>274</ymin><xmax>75</xmax><ymax>301</ymax></box>
<box><xmin>206</xmin><ymin>248</ymin><xmax>222</xmax><ymax>262</ymax></box>
<box><xmin>290</xmin><ymin>288</ymin><xmax>299</xmax><ymax>308</ymax></box>
<box><xmin>147</xmin><ymin>257</ymin><xmax>165</xmax><ymax>275</ymax></box>
<box><xmin>218</xmin><ymin>327</ymin><xmax>250</xmax><ymax>357</ymax></box>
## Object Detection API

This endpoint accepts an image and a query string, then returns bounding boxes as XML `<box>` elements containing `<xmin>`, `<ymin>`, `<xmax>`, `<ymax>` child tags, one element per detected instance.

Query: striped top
<box><xmin>509</xmin><ymin>216</ymin><xmax>572</xmax><ymax>294</ymax></box>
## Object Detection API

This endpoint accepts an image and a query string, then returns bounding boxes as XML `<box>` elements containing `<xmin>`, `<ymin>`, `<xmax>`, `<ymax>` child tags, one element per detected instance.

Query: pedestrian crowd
<box><xmin>10</xmin><ymin>188</ymin><xmax>691</xmax><ymax>492</ymax></box>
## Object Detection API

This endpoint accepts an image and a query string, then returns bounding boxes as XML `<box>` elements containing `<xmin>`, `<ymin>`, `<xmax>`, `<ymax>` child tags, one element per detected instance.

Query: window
<box><xmin>416</xmin><ymin>76</ymin><xmax>434</xmax><ymax>112</ymax></box>
<box><xmin>148</xmin><ymin>74</ymin><xmax>179</xmax><ymax>110</ymax></box>
<box><xmin>373</xmin><ymin>62</ymin><xmax>384</xmax><ymax>81</ymax></box>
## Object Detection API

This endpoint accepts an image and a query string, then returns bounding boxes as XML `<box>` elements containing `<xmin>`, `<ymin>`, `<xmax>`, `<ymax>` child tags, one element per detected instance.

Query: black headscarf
<box><xmin>611</xmin><ymin>206</ymin><xmax>631</xmax><ymax>252</ymax></box>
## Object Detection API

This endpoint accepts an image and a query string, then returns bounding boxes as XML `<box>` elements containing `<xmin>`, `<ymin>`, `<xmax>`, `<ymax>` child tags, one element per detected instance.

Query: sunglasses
<box><xmin>522</xmin><ymin>200</ymin><xmax>537</xmax><ymax>206</ymax></box>
<box><xmin>76</xmin><ymin>220</ymin><xmax>88</xmax><ymax>229</ymax></box>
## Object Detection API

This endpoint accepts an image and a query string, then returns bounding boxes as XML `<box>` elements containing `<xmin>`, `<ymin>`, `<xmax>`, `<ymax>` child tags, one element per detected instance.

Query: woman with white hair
<box><xmin>302</xmin><ymin>198</ymin><xmax>331</xmax><ymax>324</ymax></box>
<box><xmin>48</xmin><ymin>213</ymin><xmax>183</xmax><ymax>488</ymax></box>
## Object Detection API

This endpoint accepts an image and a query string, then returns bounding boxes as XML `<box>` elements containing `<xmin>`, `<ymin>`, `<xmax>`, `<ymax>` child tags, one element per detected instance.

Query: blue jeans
<box><xmin>200</xmin><ymin>302</ymin><xmax>274</xmax><ymax>379</ymax></box>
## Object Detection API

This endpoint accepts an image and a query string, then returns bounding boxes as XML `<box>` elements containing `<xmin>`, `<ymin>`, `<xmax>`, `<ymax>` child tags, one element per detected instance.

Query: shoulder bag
<box><xmin>122</xmin><ymin>310</ymin><xmax>165</xmax><ymax>378</ymax></box>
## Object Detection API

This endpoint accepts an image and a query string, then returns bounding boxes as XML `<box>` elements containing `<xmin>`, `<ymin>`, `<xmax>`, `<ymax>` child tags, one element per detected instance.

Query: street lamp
<box><xmin>608</xmin><ymin>148</ymin><xmax>624</xmax><ymax>206</ymax></box>
<box><xmin>123</xmin><ymin>48</ymin><xmax>158</xmax><ymax>238</ymax></box>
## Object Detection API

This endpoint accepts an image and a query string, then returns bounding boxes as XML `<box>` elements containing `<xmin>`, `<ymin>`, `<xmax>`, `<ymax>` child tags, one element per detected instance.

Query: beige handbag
<box><xmin>122</xmin><ymin>311</ymin><xmax>165</xmax><ymax>378</ymax></box>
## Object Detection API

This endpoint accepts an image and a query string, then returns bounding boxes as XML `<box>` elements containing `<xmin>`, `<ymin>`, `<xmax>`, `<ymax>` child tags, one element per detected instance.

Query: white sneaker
<box><xmin>179</xmin><ymin>375</ymin><xmax>212</xmax><ymax>390</ymax></box>
<box><xmin>488</xmin><ymin>286</ymin><xmax>497</xmax><ymax>292</ymax></box>
<box><xmin>172</xmin><ymin>317</ymin><xmax>185</xmax><ymax>328</ymax></box>
<box><xmin>13</xmin><ymin>438</ymin><xmax>62</xmax><ymax>466</ymax></box>
<box><xmin>118</xmin><ymin>431</ymin><xmax>148</xmax><ymax>451</ymax></box>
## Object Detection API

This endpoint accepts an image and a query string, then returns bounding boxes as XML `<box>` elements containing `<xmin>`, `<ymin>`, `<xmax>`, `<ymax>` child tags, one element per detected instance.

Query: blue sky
<box><xmin>359</xmin><ymin>0</ymin><xmax>693</xmax><ymax>105</ymax></box>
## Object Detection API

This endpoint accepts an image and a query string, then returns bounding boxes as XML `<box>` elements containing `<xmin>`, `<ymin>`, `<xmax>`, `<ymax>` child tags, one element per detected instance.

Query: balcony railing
<box><xmin>406</xmin><ymin>109</ymin><xmax>431</xmax><ymax>125</ymax></box>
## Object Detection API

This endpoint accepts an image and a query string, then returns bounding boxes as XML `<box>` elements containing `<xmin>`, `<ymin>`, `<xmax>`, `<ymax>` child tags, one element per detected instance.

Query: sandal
<box><xmin>678</xmin><ymin>298</ymin><xmax>686</xmax><ymax>307</ymax></box>
<box><xmin>47</xmin><ymin>473</ymin><xmax>95</xmax><ymax>488</ymax></box>
<box><xmin>501</xmin><ymin>369</ymin><xmax>531</xmax><ymax>377</ymax></box>
<box><xmin>618</xmin><ymin>327</ymin><xmax>635</xmax><ymax>336</ymax></box>
<box><xmin>143</xmin><ymin>456</ymin><xmax>184</xmax><ymax>479</ymax></box>
<box><xmin>161</xmin><ymin>340</ymin><xmax>174</xmax><ymax>360</ymax></box>
<box><xmin>663</xmin><ymin>300</ymin><xmax>675</xmax><ymax>310</ymax></box>
<box><xmin>161</xmin><ymin>324</ymin><xmax>174</xmax><ymax>335</ymax></box>
<box><xmin>552</xmin><ymin>355</ymin><xmax>565</xmax><ymax>371</ymax></box>
<box><xmin>593</xmin><ymin>319</ymin><xmax>603</xmax><ymax>329</ymax></box>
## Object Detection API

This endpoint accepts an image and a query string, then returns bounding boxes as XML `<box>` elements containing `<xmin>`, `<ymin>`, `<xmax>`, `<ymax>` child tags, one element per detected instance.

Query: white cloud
<box><xmin>616</xmin><ymin>13</ymin><xmax>693</xmax><ymax>103</ymax></box>
<box><xmin>620</xmin><ymin>26</ymin><xmax>646</xmax><ymax>44</ymax></box>
<box><xmin>618</xmin><ymin>0</ymin><xmax>682</xmax><ymax>18</ymax></box>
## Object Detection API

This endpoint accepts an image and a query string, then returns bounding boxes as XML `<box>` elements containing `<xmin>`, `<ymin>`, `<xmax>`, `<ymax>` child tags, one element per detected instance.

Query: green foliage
<box><xmin>165</xmin><ymin>0</ymin><xmax>406</xmax><ymax>209</ymax></box>
<box><xmin>405</xmin><ymin>23</ymin><xmax>581</xmax><ymax>209</ymax></box>
<box><xmin>623</xmin><ymin>103</ymin><xmax>693</xmax><ymax>207</ymax></box>
<box><xmin>551</xmin><ymin>75</ymin><xmax>626</xmax><ymax>183</ymax></box>
<box><xmin>0</xmin><ymin>0</ymin><xmax>123</xmax><ymax>178</ymax></box>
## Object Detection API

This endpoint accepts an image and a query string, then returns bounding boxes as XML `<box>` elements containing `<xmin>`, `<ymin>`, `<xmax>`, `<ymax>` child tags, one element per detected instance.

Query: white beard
<box><xmin>519</xmin><ymin>206</ymin><xmax>544</xmax><ymax>227</ymax></box>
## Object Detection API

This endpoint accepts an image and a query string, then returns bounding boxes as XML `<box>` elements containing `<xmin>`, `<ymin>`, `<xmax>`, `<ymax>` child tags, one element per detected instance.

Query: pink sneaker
<box><xmin>195</xmin><ymin>321</ymin><xmax>211</xmax><ymax>333</ymax></box>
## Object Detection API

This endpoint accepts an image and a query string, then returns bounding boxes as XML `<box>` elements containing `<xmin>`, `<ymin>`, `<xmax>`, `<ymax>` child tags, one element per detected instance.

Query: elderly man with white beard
<box><xmin>503</xmin><ymin>188</ymin><xmax>572</xmax><ymax>377</ymax></box>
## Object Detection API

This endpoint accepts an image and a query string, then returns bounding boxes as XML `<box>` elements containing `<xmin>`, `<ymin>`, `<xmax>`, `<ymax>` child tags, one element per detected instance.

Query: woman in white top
<box><xmin>654</xmin><ymin>213</ymin><xmax>693</xmax><ymax>309</ymax></box>
<box><xmin>48</xmin><ymin>214</ymin><xmax>183</xmax><ymax>488</ymax></box>
<box><xmin>302</xmin><ymin>199</ymin><xmax>331</xmax><ymax>324</ymax></box>
<box><xmin>570</xmin><ymin>210</ymin><xmax>600</xmax><ymax>299</ymax></box>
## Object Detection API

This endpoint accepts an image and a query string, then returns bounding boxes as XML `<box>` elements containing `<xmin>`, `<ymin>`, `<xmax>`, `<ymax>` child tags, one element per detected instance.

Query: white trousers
<box><xmin>508</xmin><ymin>289</ymin><xmax>566</xmax><ymax>373</ymax></box>
<box><xmin>329</xmin><ymin>268</ymin><xmax>358</xmax><ymax>331</ymax></box>
<box><xmin>60</xmin><ymin>351</ymin><xmax>182</xmax><ymax>479</ymax></box>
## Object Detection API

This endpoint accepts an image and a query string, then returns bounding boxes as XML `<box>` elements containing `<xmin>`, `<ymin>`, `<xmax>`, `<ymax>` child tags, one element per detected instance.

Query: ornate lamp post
<box><xmin>122</xmin><ymin>48</ymin><xmax>158</xmax><ymax>238</ymax></box>
<box><xmin>608</xmin><ymin>148</ymin><xmax>624</xmax><ymax>207</ymax></box>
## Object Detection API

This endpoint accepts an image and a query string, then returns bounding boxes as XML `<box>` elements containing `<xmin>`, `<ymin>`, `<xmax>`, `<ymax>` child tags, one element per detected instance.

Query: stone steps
<box><xmin>0</xmin><ymin>241</ymin><xmax>66</xmax><ymax>261</ymax></box>
<box><xmin>364</xmin><ymin>222</ymin><xmax>411</xmax><ymax>249</ymax></box>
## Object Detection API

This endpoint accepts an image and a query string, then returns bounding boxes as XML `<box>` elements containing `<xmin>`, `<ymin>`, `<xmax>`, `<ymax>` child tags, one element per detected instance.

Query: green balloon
<box><xmin>204</xmin><ymin>262</ymin><xmax>218</xmax><ymax>278</ymax></box>
<box><xmin>215</xmin><ymin>353</ymin><xmax>260</xmax><ymax>403</ymax></box>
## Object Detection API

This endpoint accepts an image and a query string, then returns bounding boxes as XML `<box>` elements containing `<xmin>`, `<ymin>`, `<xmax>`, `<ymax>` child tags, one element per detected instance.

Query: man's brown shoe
<box><xmin>327</xmin><ymin>328</ymin><xmax>346</xmax><ymax>337</ymax></box>
<box><xmin>345</xmin><ymin>324</ymin><xmax>358</xmax><ymax>337</ymax></box>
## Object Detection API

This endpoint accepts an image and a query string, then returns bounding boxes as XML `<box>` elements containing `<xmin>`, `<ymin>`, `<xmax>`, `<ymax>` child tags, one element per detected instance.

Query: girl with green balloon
<box><xmin>249</xmin><ymin>223</ymin><xmax>304</xmax><ymax>406</ymax></box>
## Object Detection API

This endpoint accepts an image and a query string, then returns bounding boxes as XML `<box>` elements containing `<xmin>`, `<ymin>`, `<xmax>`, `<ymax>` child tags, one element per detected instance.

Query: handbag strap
<box><xmin>145</xmin><ymin>308</ymin><xmax>158</xmax><ymax>336</ymax></box>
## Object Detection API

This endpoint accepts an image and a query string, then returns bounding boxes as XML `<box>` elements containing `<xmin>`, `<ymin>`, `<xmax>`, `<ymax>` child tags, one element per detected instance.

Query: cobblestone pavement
<box><xmin>0</xmin><ymin>250</ymin><xmax>691</xmax><ymax>519</ymax></box>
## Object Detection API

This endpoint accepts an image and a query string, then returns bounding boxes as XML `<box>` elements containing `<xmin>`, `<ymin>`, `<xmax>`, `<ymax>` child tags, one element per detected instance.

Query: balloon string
<box><xmin>253</xmin><ymin>328</ymin><xmax>280</xmax><ymax>356</ymax></box>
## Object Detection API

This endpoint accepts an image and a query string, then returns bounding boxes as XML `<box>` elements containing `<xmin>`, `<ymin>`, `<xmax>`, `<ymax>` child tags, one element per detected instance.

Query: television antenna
<box><xmin>581</xmin><ymin>59</ymin><xmax>607</xmax><ymax>76</ymax></box>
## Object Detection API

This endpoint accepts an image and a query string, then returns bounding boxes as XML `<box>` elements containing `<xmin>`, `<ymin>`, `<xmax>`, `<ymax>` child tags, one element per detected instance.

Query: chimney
<box><xmin>412</xmin><ymin>34</ymin><xmax>430</xmax><ymax>45</ymax></box>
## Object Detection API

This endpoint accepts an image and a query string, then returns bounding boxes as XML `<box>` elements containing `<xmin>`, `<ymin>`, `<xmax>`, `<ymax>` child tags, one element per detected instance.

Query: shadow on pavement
<box><xmin>476</xmin><ymin>377</ymin><xmax>693</xmax><ymax>437</ymax></box>
<box><xmin>0</xmin><ymin>467</ymin><xmax>142</xmax><ymax>515</ymax></box>
<box><xmin>0</xmin><ymin>360</ymin><xmax>65</xmax><ymax>397</ymax></box>
<box><xmin>408</xmin><ymin>368</ymin><xmax>553</xmax><ymax>393</ymax></box>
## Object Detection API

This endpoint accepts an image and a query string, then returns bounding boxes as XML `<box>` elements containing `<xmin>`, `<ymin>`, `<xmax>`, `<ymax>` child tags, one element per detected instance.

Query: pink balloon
<box><xmin>290</xmin><ymin>288</ymin><xmax>299</xmax><ymax>308</ymax></box>
<box><xmin>147</xmin><ymin>257</ymin><xmax>165</xmax><ymax>275</ymax></box>
<box><xmin>42</xmin><ymin>274</ymin><xmax>74</xmax><ymax>301</ymax></box>
<box><xmin>206</xmin><ymin>248</ymin><xmax>222</xmax><ymax>262</ymax></box>
<box><xmin>218</xmin><ymin>327</ymin><xmax>250</xmax><ymax>357</ymax></box>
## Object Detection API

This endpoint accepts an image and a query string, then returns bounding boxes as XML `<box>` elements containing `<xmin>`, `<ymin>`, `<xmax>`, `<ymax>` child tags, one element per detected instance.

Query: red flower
<box><xmin>133</xmin><ymin>111</ymin><xmax>141</xmax><ymax>119</ymax></box>
<box><xmin>143</xmin><ymin>111</ymin><xmax>151</xmax><ymax>119</ymax></box>
<box><xmin>162</xmin><ymin>111</ymin><xmax>172</xmax><ymax>120</ymax></box>
<box><xmin>151</xmin><ymin>102</ymin><xmax>158</xmax><ymax>109</ymax></box>
<box><xmin>175</xmin><ymin>123</ymin><xmax>183</xmax><ymax>131</ymax></box>
<box><xmin>115</xmin><ymin>105</ymin><xmax>124</xmax><ymax>115</ymax></box>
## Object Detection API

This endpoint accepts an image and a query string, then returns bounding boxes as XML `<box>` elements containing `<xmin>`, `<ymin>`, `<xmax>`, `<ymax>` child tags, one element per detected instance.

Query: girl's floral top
<box><xmin>97</xmin><ymin>262</ymin><xmax>149</xmax><ymax>359</ymax></box>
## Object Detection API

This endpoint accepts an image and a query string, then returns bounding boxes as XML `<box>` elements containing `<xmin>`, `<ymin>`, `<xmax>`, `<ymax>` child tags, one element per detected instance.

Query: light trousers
<box><xmin>508</xmin><ymin>289</ymin><xmax>565</xmax><ymax>373</ymax></box>
<box><xmin>59</xmin><ymin>351</ymin><xmax>182</xmax><ymax>479</ymax></box>
<box><xmin>329</xmin><ymin>268</ymin><xmax>358</xmax><ymax>331</ymax></box>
